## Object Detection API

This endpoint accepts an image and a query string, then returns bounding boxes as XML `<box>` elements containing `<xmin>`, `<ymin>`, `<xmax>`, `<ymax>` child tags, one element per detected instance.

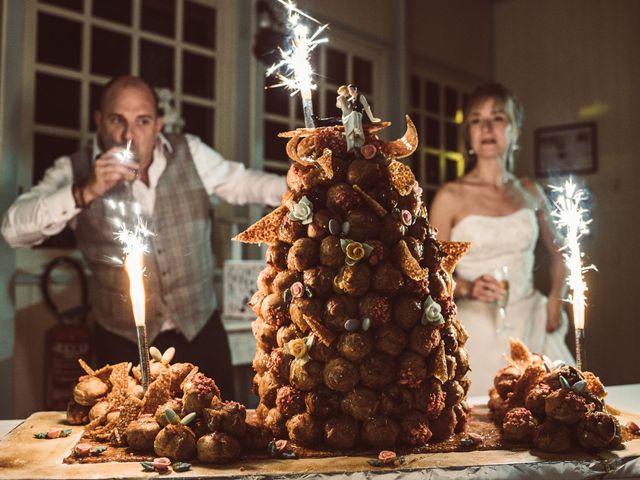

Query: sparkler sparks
<box><xmin>107</xmin><ymin>197</ymin><xmax>154</xmax><ymax>391</ymax></box>
<box><xmin>550</xmin><ymin>178</ymin><xmax>596</xmax><ymax>369</ymax></box>
<box><xmin>108</xmin><ymin>200</ymin><xmax>153</xmax><ymax>325</ymax></box>
<box><xmin>266</xmin><ymin>0</ymin><xmax>329</xmax><ymax>128</ymax></box>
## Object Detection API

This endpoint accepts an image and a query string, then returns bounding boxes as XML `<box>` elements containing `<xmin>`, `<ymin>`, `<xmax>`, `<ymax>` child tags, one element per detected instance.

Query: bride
<box><xmin>430</xmin><ymin>83</ymin><xmax>574</xmax><ymax>397</ymax></box>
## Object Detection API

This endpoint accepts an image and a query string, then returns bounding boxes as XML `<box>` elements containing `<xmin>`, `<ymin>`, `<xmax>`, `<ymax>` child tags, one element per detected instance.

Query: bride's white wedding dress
<box><xmin>450</xmin><ymin>208</ymin><xmax>574</xmax><ymax>397</ymax></box>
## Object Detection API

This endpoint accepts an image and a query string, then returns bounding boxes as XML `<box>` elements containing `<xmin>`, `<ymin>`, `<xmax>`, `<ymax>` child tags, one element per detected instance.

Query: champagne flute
<box><xmin>494</xmin><ymin>265</ymin><xmax>510</xmax><ymax>334</ymax></box>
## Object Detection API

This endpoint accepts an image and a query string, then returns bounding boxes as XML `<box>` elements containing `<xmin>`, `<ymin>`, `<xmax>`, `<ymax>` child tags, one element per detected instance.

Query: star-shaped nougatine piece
<box><xmin>233</xmin><ymin>205</ymin><xmax>288</xmax><ymax>245</ymax></box>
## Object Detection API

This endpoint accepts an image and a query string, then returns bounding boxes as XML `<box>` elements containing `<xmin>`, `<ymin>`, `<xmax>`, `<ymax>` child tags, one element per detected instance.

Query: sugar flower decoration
<box><xmin>421</xmin><ymin>295</ymin><xmax>444</xmax><ymax>326</ymax></box>
<box><xmin>288</xmin><ymin>196</ymin><xmax>314</xmax><ymax>225</ymax></box>
<box><xmin>340</xmin><ymin>239</ymin><xmax>374</xmax><ymax>266</ymax></box>
<box><xmin>360</xmin><ymin>144</ymin><xmax>377</xmax><ymax>159</ymax></box>
<box><xmin>284</xmin><ymin>335</ymin><xmax>314</xmax><ymax>365</ymax></box>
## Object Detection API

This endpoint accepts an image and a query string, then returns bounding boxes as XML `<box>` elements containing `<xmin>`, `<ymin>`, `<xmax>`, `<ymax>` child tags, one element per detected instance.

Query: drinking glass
<box><xmin>494</xmin><ymin>265</ymin><xmax>510</xmax><ymax>334</ymax></box>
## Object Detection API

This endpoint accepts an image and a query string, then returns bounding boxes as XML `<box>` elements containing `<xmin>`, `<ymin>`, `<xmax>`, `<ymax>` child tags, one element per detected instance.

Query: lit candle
<box><xmin>112</xmin><ymin>205</ymin><xmax>153</xmax><ymax>392</ymax></box>
<box><xmin>550</xmin><ymin>179</ymin><xmax>596</xmax><ymax>370</ymax></box>
<box><xmin>266</xmin><ymin>0</ymin><xmax>328</xmax><ymax>128</ymax></box>
<box><xmin>124</xmin><ymin>244</ymin><xmax>150</xmax><ymax>392</ymax></box>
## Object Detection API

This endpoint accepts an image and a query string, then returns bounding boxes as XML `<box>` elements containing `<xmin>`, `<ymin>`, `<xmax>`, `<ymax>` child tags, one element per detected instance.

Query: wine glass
<box><xmin>494</xmin><ymin>265</ymin><xmax>510</xmax><ymax>334</ymax></box>
<box><xmin>115</xmin><ymin>139</ymin><xmax>140</xmax><ymax>181</ymax></box>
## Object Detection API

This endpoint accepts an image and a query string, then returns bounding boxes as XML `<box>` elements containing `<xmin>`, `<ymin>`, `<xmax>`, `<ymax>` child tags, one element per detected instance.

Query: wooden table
<box><xmin>1</xmin><ymin>385</ymin><xmax>639</xmax><ymax>479</ymax></box>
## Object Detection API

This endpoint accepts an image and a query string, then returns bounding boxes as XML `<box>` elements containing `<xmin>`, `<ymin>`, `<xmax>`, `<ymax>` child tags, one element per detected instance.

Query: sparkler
<box><xmin>108</xmin><ymin>198</ymin><xmax>154</xmax><ymax>392</ymax></box>
<box><xmin>550</xmin><ymin>178</ymin><xmax>596</xmax><ymax>370</ymax></box>
<box><xmin>266</xmin><ymin>0</ymin><xmax>328</xmax><ymax>128</ymax></box>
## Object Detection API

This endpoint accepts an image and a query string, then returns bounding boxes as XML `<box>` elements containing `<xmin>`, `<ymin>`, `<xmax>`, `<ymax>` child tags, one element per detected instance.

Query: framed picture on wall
<box><xmin>534</xmin><ymin>122</ymin><xmax>597</xmax><ymax>177</ymax></box>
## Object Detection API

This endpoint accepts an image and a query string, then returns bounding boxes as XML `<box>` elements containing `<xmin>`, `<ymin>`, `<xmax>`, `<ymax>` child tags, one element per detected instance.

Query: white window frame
<box><xmin>409</xmin><ymin>61</ymin><xmax>483</xmax><ymax>203</ymax></box>
<box><xmin>258</xmin><ymin>26</ymin><xmax>390</xmax><ymax>174</ymax></box>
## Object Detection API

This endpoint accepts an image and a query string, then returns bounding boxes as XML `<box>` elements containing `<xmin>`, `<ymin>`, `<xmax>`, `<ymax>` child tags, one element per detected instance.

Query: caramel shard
<box><xmin>393</xmin><ymin>239</ymin><xmax>428</xmax><ymax>281</ymax></box>
<box><xmin>379</xmin><ymin>116</ymin><xmax>418</xmax><ymax>159</ymax></box>
<box><xmin>353</xmin><ymin>184</ymin><xmax>387</xmax><ymax>217</ymax></box>
<box><xmin>105</xmin><ymin>362</ymin><xmax>130</xmax><ymax>408</ymax></box>
<box><xmin>583</xmin><ymin>371</ymin><xmax>607</xmax><ymax>399</ymax></box>
<box><xmin>316</xmin><ymin>148</ymin><xmax>334</xmax><ymax>179</ymax></box>
<box><xmin>141</xmin><ymin>370</ymin><xmax>172</xmax><ymax>415</ymax></box>
<box><xmin>286</xmin><ymin>135</ymin><xmax>303</xmax><ymax>164</ymax></box>
<box><xmin>507</xmin><ymin>338</ymin><xmax>532</xmax><ymax>372</ymax></box>
<box><xmin>233</xmin><ymin>205</ymin><xmax>287</xmax><ymax>245</ymax></box>
<box><xmin>304</xmin><ymin>315</ymin><xmax>336</xmax><ymax>347</ymax></box>
<box><xmin>110</xmin><ymin>396</ymin><xmax>142</xmax><ymax>446</ymax></box>
<box><xmin>429</xmin><ymin>342</ymin><xmax>448</xmax><ymax>384</ymax></box>
<box><xmin>78</xmin><ymin>358</ymin><xmax>96</xmax><ymax>376</ymax></box>
<box><xmin>440</xmin><ymin>241</ymin><xmax>472</xmax><ymax>275</ymax></box>
<box><xmin>451</xmin><ymin>317</ymin><xmax>469</xmax><ymax>346</ymax></box>
<box><xmin>386</xmin><ymin>159</ymin><xmax>416</xmax><ymax>196</ymax></box>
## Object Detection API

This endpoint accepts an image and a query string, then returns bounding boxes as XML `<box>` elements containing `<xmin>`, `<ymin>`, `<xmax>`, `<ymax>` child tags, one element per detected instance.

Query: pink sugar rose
<box><xmin>290</xmin><ymin>281</ymin><xmax>305</xmax><ymax>298</ymax></box>
<box><xmin>360</xmin><ymin>144</ymin><xmax>377</xmax><ymax>159</ymax></box>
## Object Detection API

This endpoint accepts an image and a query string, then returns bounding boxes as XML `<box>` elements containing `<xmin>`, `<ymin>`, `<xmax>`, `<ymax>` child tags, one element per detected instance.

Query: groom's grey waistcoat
<box><xmin>70</xmin><ymin>134</ymin><xmax>216</xmax><ymax>343</ymax></box>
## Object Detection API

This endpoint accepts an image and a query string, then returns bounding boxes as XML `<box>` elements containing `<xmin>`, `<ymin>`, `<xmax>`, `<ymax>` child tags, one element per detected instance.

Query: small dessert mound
<box><xmin>488</xmin><ymin>339</ymin><xmax>620</xmax><ymax>453</ymax></box>
<box><xmin>65</xmin><ymin>348</ymin><xmax>257</xmax><ymax>465</ymax></box>
<box><xmin>234</xmin><ymin>116</ymin><xmax>473</xmax><ymax>451</ymax></box>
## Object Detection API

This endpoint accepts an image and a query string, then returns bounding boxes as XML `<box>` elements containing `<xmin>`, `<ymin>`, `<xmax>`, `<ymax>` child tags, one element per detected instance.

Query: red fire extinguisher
<box><xmin>41</xmin><ymin>256</ymin><xmax>91</xmax><ymax>411</ymax></box>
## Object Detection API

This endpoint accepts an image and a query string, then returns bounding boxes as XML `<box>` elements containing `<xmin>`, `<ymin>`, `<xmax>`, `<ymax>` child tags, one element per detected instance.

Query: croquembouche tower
<box><xmin>234</xmin><ymin>112</ymin><xmax>473</xmax><ymax>450</ymax></box>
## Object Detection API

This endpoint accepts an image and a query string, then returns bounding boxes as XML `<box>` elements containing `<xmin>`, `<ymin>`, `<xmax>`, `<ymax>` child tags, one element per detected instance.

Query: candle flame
<box><xmin>266</xmin><ymin>0</ymin><xmax>328</xmax><ymax>98</ymax></box>
<box><xmin>550</xmin><ymin>178</ymin><xmax>596</xmax><ymax>329</ymax></box>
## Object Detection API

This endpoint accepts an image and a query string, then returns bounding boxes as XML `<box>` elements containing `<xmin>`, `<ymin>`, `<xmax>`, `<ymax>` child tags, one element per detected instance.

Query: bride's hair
<box><xmin>461</xmin><ymin>83</ymin><xmax>524</xmax><ymax>173</ymax></box>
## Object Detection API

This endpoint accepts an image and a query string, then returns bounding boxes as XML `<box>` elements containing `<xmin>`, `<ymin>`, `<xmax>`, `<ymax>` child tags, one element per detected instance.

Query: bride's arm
<box><xmin>522</xmin><ymin>178</ymin><xmax>568</xmax><ymax>332</ymax></box>
<box><xmin>430</xmin><ymin>183</ymin><xmax>497</xmax><ymax>301</ymax></box>
<box><xmin>429</xmin><ymin>182</ymin><xmax>458</xmax><ymax>242</ymax></box>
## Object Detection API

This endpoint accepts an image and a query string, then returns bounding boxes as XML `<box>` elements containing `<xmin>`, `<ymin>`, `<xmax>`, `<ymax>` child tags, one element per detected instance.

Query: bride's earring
<box><xmin>468</xmin><ymin>148</ymin><xmax>475</xmax><ymax>155</ymax></box>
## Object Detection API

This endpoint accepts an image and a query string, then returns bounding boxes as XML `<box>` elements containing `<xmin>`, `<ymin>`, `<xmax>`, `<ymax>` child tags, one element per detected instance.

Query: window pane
<box><xmin>33</xmin><ymin>133</ymin><xmax>79</xmax><ymax>184</ymax></box>
<box><xmin>89</xmin><ymin>82</ymin><xmax>103</xmax><ymax>131</ymax></box>
<box><xmin>92</xmin><ymin>0</ymin><xmax>132</xmax><ymax>25</ymax></box>
<box><xmin>326</xmin><ymin>47</ymin><xmax>347</xmax><ymax>86</ymax></box>
<box><xmin>91</xmin><ymin>27</ymin><xmax>131</xmax><ymax>77</ymax></box>
<box><xmin>445</xmin><ymin>86</ymin><xmax>458</xmax><ymax>118</ymax></box>
<box><xmin>182</xmin><ymin>51</ymin><xmax>215</xmax><ymax>98</ymax></box>
<box><xmin>462</xmin><ymin>93</ymin><xmax>470</xmax><ymax>112</ymax></box>
<box><xmin>352</xmin><ymin>56</ymin><xmax>372</xmax><ymax>94</ymax></box>
<box><xmin>425</xmin><ymin>80</ymin><xmax>440</xmax><ymax>114</ymax></box>
<box><xmin>35</xmin><ymin>73</ymin><xmax>80</xmax><ymax>128</ymax></box>
<box><xmin>264</xmin><ymin>120</ymin><xmax>288</xmax><ymax>161</ymax></box>
<box><xmin>410</xmin><ymin>75</ymin><xmax>420</xmax><ymax>108</ymax></box>
<box><xmin>182</xmin><ymin>103</ymin><xmax>214</xmax><ymax>146</ymax></box>
<box><xmin>264</xmin><ymin>75</ymin><xmax>289</xmax><ymax>116</ymax></box>
<box><xmin>140</xmin><ymin>40</ymin><xmax>174</xmax><ymax>89</ymax></box>
<box><xmin>425</xmin><ymin>117</ymin><xmax>440</xmax><ymax>149</ymax></box>
<box><xmin>410</xmin><ymin>112</ymin><xmax>422</xmax><ymax>144</ymax></box>
<box><xmin>37</xmin><ymin>12</ymin><xmax>82</xmax><ymax>70</ymax></box>
<box><xmin>325</xmin><ymin>88</ymin><xmax>340</xmax><ymax>119</ymax></box>
<box><xmin>445</xmin><ymin>158</ymin><xmax>459</xmax><ymax>182</ymax></box>
<box><xmin>40</xmin><ymin>0</ymin><xmax>82</xmax><ymax>12</ymax></box>
<box><xmin>184</xmin><ymin>0</ymin><xmax>216</xmax><ymax>49</ymax></box>
<box><xmin>141</xmin><ymin>0</ymin><xmax>175</xmax><ymax>38</ymax></box>
<box><xmin>424</xmin><ymin>187</ymin><xmax>436</xmax><ymax>210</ymax></box>
<box><xmin>408</xmin><ymin>153</ymin><xmax>421</xmax><ymax>184</ymax></box>
<box><xmin>295</xmin><ymin>89</ymin><xmax>318</xmax><ymax>123</ymax></box>
<box><xmin>445</xmin><ymin>122</ymin><xmax>458</xmax><ymax>151</ymax></box>
<box><xmin>426</xmin><ymin>153</ymin><xmax>440</xmax><ymax>185</ymax></box>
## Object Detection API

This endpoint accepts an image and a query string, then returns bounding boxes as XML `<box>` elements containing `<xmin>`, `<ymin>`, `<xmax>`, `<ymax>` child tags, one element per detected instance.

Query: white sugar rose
<box><xmin>288</xmin><ymin>196</ymin><xmax>313</xmax><ymax>225</ymax></box>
